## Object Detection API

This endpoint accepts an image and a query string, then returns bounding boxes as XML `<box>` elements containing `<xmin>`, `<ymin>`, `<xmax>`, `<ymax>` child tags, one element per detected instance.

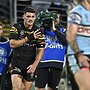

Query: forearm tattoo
<box><xmin>69</xmin><ymin>39</ymin><xmax>80</xmax><ymax>53</ymax></box>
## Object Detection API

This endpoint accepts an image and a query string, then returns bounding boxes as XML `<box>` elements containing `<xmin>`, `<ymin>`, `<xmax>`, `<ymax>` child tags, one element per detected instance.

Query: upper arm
<box><xmin>67</xmin><ymin>23</ymin><xmax>78</xmax><ymax>41</ymax></box>
<box><xmin>9</xmin><ymin>25</ymin><xmax>20</xmax><ymax>48</ymax></box>
<box><xmin>9</xmin><ymin>25</ymin><xmax>19</xmax><ymax>40</ymax></box>
<box><xmin>67</xmin><ymin>13</ymin><xmax>82</xmax><ymax>42</ymax></box>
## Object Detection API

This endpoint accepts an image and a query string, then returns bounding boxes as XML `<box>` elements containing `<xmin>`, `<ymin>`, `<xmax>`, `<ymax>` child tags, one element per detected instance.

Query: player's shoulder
<box><xmin>70</xmin><ymin>4</ymin><xmax>84</xmax><ymax>15</ymax></box>
<box><xmin>13</xmin><ymin>21</ymin><xmax>23</xmax><ymax>28</ymax></box>
<box><xmin>10</xmin><ymin>22</ymin><xmax>23</xmax><ymax>34</ymax></box>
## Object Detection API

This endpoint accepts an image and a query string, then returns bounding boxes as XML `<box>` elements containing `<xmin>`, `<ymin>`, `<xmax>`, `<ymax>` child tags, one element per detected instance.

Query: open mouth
<box><xmin>28</xmin><ymin>20</ymin><xmax>33</xmax><ymax>23</ymax></box>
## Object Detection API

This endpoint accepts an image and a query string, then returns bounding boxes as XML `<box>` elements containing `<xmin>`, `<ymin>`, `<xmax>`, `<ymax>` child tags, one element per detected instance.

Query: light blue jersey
<box><xmin>68</xmin><ymin>4</ymin><xmax>90</xmax><ymax>54</ymax></box>
<box><xmin>67</xmin><ymin>4</ymin><xmax>90</xmax><ymax>74</ymax></box>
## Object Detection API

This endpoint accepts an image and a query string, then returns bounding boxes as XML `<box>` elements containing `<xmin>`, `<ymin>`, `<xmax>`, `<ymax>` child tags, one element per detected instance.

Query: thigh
<box><xmin>11</xmin><ymin>74</ymin><xmax>23</xmax><ymax>90</ymax></box>
<box><xmin>75</xmin><ymin>69</ymin><xmax>90</xmax><ymax>89</ymax></box>
<box><xmin>35</xmin><ymin>68</ymin><xmax>48</xmax><ymax>88</ymax></box>
<box><xmin>48</xmin><ymin>68</ymin><xmax>62</xmax><ymax>89</ymax></box>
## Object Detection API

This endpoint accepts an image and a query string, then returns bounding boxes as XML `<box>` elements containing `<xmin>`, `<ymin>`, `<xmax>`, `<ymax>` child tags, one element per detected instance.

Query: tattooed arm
<box><xmin>67</xmin><ymin>23</ymin><xmax>80</xmax><ymax>53</ymax></box>
<box><xmin>67</xmin><ymin>23</ymin><xmax>90</xmax><ymax>67</ymax></box>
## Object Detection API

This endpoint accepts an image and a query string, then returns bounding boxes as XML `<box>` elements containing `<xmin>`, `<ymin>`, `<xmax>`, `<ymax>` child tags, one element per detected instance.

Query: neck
<box><xmin>82</xmin><ymin>1</ymin><xmax>90</xmax><ymax>11</ymax></box>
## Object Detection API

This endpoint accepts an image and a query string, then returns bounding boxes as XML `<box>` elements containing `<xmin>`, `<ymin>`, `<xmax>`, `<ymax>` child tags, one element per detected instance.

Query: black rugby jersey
<box><xmin>9</xmin><ymin>22</ymin><xmax>45</xmax><ymax>60</ymax></box>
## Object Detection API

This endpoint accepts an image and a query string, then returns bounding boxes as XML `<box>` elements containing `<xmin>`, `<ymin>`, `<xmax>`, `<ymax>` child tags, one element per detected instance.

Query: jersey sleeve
<box><xmin>68</xmin><ymin>12</ymin><xmax>82</xmax><ymax>25</ymax></box>
<box><xmin>9</xmin><ymin>24</ymin><xmax>19</xmax><ymax>40</ymax></box>
<box><xmin>36</xmin><ymin>34</ymin><xmax>46</xmax><ymax>48</ymax></box>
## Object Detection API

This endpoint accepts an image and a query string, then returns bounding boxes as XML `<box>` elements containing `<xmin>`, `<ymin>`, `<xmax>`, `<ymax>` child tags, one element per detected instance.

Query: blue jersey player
<box><xmin>35</xmin><ymin>11</ymin><xmax>67</xmax><ymax>90</ymax></box>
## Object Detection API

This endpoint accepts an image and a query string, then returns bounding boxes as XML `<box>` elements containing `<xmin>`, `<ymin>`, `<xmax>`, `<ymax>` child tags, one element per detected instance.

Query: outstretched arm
<box><xmin>53</xmin><ymin>29</ymin><xmax>67</xmax><ymax>46</ymax></box>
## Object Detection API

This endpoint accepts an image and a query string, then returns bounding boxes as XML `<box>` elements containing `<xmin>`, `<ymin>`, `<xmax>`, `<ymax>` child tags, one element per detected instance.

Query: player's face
<box><xmin>54</xmin><ymin>14</ymin><xmax>61</xmax><ymax>26</ymax></box>
<box><xmin>0</xmin><ymin>25</ymin><xmax>3</xmax><ymax>37</ymax></box>
<box><xmin>23</xmin><ymin>12</ymin><xmax>36</xmax><ymax>26</ymax></box>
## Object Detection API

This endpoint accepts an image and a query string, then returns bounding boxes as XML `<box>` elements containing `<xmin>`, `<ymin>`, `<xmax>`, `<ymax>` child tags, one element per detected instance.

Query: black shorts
<box><xmin>11</xmin><ymin>54</ymin><xmax>36</xmax><ymax>81</ymax></box>
<box><xmin>35</xmin><ymin>67</ymin><xmax>62</xmax><ymax>90</ymax></box>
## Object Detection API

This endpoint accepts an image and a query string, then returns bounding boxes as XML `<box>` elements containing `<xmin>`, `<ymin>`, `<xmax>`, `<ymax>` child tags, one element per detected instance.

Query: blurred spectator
<box><xmin>0</xmin><ymin>21</ymin><xmax>12</xmax><ymax>89</ymax></box>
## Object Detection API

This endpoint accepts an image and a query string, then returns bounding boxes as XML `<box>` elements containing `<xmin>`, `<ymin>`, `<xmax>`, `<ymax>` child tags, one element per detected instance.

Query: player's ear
<box><xmin>22</xmin><ymin>14</ymin><xmax>25</xmax><ymax>19</ymax></box>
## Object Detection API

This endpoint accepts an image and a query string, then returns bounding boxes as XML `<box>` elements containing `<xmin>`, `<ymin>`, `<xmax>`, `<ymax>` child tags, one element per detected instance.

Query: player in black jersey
<box><xmin>9</xmin><ymin>6</ymin><xmax>45</xmax><ymax>90</ymax></box>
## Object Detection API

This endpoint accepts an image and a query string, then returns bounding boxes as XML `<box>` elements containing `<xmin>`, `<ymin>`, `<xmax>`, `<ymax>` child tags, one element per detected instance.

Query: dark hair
<box><xmin>23</xmin><ymin>6</ymin><xmax>36</xmax><ymax>14</ymax></box>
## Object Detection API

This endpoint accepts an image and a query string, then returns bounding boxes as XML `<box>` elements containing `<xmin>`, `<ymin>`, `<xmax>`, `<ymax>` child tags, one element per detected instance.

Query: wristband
<box><xmin>75</xmin><ymin>50</ymin><xmax>84</xmax><ymax>57</ymax></box>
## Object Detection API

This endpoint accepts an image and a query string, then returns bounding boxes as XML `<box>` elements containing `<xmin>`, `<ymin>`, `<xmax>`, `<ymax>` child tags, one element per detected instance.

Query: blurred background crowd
<box><xmin>0</xmin><ymin>0</ymin><xmax>78</xmax><ymax>37</ymax></box>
